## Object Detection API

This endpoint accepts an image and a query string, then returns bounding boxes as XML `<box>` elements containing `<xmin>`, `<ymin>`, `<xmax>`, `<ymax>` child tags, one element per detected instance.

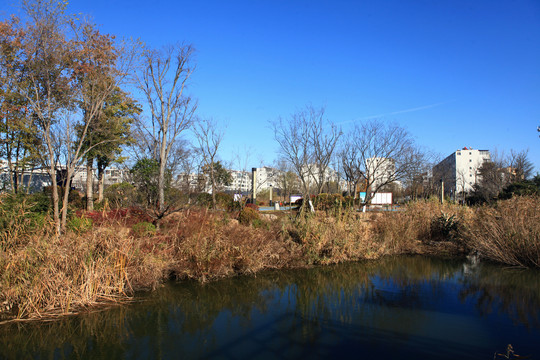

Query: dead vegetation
<box><xmin>1</xmin><ymin>196</ymin><xmax>539</xmax><ymax>322</ymax></box>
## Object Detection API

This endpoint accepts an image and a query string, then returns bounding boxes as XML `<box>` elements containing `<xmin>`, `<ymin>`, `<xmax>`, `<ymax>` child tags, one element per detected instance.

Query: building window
<box><xmin>469</xmin><ymin>159</ymin><xmax>472</xmax><ymax>162</ymax></box>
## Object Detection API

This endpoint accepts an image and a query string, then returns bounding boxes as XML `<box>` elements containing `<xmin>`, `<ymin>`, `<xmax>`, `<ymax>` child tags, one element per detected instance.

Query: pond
<box><xmin>1</xmin><ymin>256</ymin><xmax>539</xmax><ymax>359</ymax></box>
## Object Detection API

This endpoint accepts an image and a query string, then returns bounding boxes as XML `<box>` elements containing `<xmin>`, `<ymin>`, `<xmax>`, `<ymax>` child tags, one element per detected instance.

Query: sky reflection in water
<box><xmin>1</xmin><ymin>256</ymin><xmax>539</xmax><ymax>359</ymax></box>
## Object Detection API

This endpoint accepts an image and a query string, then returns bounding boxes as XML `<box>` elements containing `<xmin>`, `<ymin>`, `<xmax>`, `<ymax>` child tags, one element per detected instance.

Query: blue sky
<box><xmin>4</xmin><ymin>0</ymin><xmax>540</xmax><ymax>172</ymax></box>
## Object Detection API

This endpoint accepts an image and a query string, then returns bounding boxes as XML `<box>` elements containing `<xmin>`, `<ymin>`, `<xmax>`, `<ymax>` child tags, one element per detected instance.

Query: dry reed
<box><xmin>466</xmin><ymin>196</ymin><xmax>540</xmax><ymax>268</ymax></box>
<box><xmin>2</xmin><ymin>196</ymin><xmax>539</xmax><ymax>321</ymax></box>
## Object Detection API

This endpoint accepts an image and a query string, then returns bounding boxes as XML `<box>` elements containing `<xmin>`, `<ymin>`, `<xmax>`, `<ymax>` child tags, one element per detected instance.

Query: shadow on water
<box><xmin>1</xmin><ymin>256</ymin><xmax>540</xmax><ymax>359</ymax></box>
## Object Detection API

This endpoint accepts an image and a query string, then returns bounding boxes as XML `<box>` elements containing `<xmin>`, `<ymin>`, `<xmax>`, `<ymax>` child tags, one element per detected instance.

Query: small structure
<box><xmin>371</xmin><ymin>192</ymin><xmax>392</xmax><ymax>205</ymax></box>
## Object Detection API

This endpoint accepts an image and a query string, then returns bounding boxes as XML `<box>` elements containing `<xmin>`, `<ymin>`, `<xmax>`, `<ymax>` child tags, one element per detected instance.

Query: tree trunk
<box><xmin>211</xmin><ymin>167</ymin><xmax>216</xmax><ymax>208</ymax></box>
<box><xmin>86</xmin><ymin>158</ymin><xmax>94</xmax><ymax>211</ymax></box>
<box><xmin>60</xmin><ymin>168</ymin><xmax>73</xmax><ymax>233</ymax></box>
<box><xmin>26</xmin><ymin>170</ymin><xmax>34</xmax><ymax>194</ymax></box>
<box><xmin>97</xmin><ymin>165</ymin><xmax>105</xmax><ymax>203</ymax></box>
<box><xmin>7</xmin><ymin>159</ymin><xmax>16</xmax><ymax>194</ymax></box>
<box><xmin>45</xmin><ymin>129</ymin><xmax>61</xmax><ymax>235</ymax></box>
<box><xmin>158</xmin><ymin>132</ymin><xmax>167</xmax><ymax>214</ymax></box>
<box><xmin>158</xmin><ymin>161</ymin><xmax>165</xmax><ymax>214</ymax></box>
<box><xmin>51</xmin><ymin>170</ymin><xmax>60</xmax><ymax>234</ymax></box>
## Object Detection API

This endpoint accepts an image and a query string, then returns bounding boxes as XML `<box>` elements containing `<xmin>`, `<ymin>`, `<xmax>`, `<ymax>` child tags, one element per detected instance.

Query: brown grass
<box><xmin>466</xmin><ymin>196</ymin><xmax>540</xmax><ymax>268</ymax></box>
<box><xmin>371</xmin><ymin>200</ymin><xmax>473</xmax><ymax>253</ymax></box>
<box><xmin>1</xmin><ymin>196</ymin><xmax>539</xmax><ymax>322</ymax></box>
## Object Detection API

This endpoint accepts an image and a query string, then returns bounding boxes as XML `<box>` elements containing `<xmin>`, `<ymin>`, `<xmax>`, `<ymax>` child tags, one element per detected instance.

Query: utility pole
<box><xmin>440</xmin><ymin>179</ymin><xmax>444</xmax><ymax>204</ymax></box>
<box><xmin>251</xmin><ymin>168</ymin><xmax>257</xmax><ymax>204</ymax></box>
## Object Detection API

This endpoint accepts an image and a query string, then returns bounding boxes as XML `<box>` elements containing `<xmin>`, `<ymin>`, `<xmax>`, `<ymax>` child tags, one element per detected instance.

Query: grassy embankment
<box><xmin>0</xmin><ymin>195</ymin><xmax>539</xmax><ymax>322</ymax></box>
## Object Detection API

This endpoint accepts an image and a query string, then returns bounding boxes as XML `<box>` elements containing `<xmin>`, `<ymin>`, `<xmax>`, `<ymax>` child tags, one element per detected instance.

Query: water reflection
<box><xmin>1</xmin><ymin>256</ymin><xmax>539</xmax><ymax>359</ymax></box>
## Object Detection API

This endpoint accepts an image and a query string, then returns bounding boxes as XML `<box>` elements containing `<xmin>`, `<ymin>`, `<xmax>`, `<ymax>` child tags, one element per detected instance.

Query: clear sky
<box><xmin>4</xmin><ymin>0</ymin><xmax>540</xmax><ymax>172</ymax></box>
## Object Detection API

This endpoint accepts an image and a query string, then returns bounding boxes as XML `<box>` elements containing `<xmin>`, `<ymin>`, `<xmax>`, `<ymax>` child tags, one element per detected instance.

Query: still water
<box><xmin>1</xmin><ymin>256</ymin><xmax>540</xmax><ymax>359</ymax></box>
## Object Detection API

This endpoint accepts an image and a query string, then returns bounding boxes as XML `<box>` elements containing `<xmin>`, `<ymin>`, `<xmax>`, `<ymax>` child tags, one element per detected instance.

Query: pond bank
<box><xmin>1</xmin><ymin>196</ymin><xmax>538</xmax><ymax>322</ymax></box>
<box><xmin>2</xmin><ymin>256</ymin><xmax>540</xmax><ymax>359</ymax></box>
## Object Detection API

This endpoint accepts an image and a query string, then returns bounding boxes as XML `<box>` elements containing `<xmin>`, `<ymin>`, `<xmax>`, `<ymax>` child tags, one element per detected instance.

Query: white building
<box><xmin>226</xmin><ymin>170</ymin><xmax>252</xmax><ymax>194</ymax></box>
<box><xmin>297</xmin><ymin>164</ymin><xmax>347</xmax><ymax>192</ymax></box>
<box><xmin>71</xmin><ymin>166</ymin><xmax>130</xmax><ymax>191</ymax></box>
<box><xmin>0</xmin><ymin>160</ymin><xmax>51</xmax><ymax>193</ymax></box>
<box><xmin>365</xmin><ymin>157</ymin><xmax>397</xmax><ymax>190</ymax></box>
<box><xmin>254</xmin><ymin>166</ymin><xmax>279</xmax><ymax>191</ymax></box>
<box><xmin>433</xmin><ymin>147</ymin><xmax>491</xmax><ymax>198</ymax></box>
<box><xmin>178</xmin><ymin>165</ymin><xmax>348</xmax><ymax>196</ymax></box>
<box><xmin>177</xmin><ymin>167</ymin><xmax>274</xmax><ymax>195</ymax></box>
<box><xmin>225</xmin><ymin>167</ymin><xmax>279</xmax><ymax>194</ymax></box>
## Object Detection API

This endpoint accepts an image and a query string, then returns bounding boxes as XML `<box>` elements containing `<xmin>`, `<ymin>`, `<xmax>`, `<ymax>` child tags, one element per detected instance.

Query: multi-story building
<box><xmin>254</xmin><ymin>166</ymin><xmax>279</xmax><ymax>192</ymax></box>
<box><xmin>71</xmin><ymin>166</ymin><xmax>130</xmax><ymax>191</ymax></box>
<box><xmin>0</xmin><ymin>160</ymin><xmax>51</xmax><ymax>193</ymax></box>
<box><xmin>178</xmin><ymin>165</ymin><xmax>348</xmax><ymax>196</ymax></box>
<box><xmin>226</xmin><ymin>170</ymin><xmax>252</xmax><ymax>194</ymax></box>
<box><xmin>365</xmin><ymin>157</ymin><xmax>397</xmax><ymax>191</ymax></box>
<box><xmin>432</xmin><ymin>147</ymin><xmax>491</xmax><ymax>198</ymax></box>
<box><xmin>177</xmin><ymin>167</ymin><xmax>279</xmax><ymax>195</ymax></box>
<box><xmin>298</xmin><ymin>164</ymin><xmax>347</xmax><ymax>192</ymax></box>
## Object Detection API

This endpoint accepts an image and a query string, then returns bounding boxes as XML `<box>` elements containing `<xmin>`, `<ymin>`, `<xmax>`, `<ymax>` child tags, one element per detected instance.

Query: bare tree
<box><xmin>400</xmin><ymin>150</ymin><xmax>433</xmax><ymax>201</ymax></box>
<box><xmin>271</xmin><ymin>105</ymin><xmax>341</xmax><ymax>213</ymax></box>
<box><xmin>508</xmin><ymin>149</ymin><xmax>534</xmax><ymax>181</ymax></box>
<box><xmin>343</xmin><ymin>120</ymin><xmax>422</xmax><ymax>207</ymax></box>
<box><xmin>471</xmin><ymin>148</ymin><xmax>535</xmax><ymax>203</ymax></box>
<box><xmin>231</xmin><ymin>146</ymin><xmax>254</xmax><ymax>205</ymax></box>
<box><xmin>275</xmin><ymin>157</ymin><xmax>301</xmax><ymax>204</ymax></box>
<box><xmin>472</xmin><ymin>160</ymin><xmax>506</xmax><ymax>203</ymax></box>
<box><xmin>339</xmin><ymin>132</ymin><xmax>363</xmax><ymax>198</ymax></box>
<box><xmin>193</xmin><ymin>118</ymin><xmax>225</xmax><ymax>208</ymax></box>
<box><xmin>175</xmin><ymin>145</ymin><xmax>198</xmax><ymax>195</ymax></box>
<box><xmin>137</xmin><ymin>43</ymin><xmax>197</xmax><ymax>215</ymax></box>
<box><xmin>309</xmin><ymin>107</ymin><xmax>342</xmax><ymax>195</ymax></box>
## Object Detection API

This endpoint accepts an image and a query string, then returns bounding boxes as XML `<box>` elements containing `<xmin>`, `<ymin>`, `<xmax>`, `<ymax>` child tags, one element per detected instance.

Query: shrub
<box><xmin>196</xmin><ymin>193</ymin><xmax>213</xmax><ymax>207</ymax></box>
<box><xmin>67</xmin><ymin>216</ymin><xmax>93</xmax><ymax>234</ymax></box>
<box><xmin>238</xmin><ymin>207</ymin><xmax>260</xmax><ymax>226</ymax></box>
<box><xmin>132</xmin><ymin>221</ymin><xmax>157</xmax><ymax>237</ymax></box>
<box><xmin>342</xmin><ymin>196</ymin><xmax>355</xmax><ymax>208</ymax></box>
<box><xmin>105</xmin><ymin>182</ymin><xmax>136</xmax><ymax>208</ymax></box>
<box><xmin>499</xmin><ymin>180</ymin><xmax>540</xmax><ymax>200</ymax></box>
<box><xmin>215</xmin><ymin>192</ymin><xmax>233</xmax><ymax>209</ymax></box>
<box><xmin>431</xmin><ymin>212</ymin><xmax>461</xmax><ymax>241</ymax></box>
<box><xmin>245</xmin><ymin>203</ymin><xmax>259</xmax><ymax>211</ymax></box>
<box><xmin>314</xmin><ymin>193</ymin><xmax>345</xmax><ymax>212</ymax></box>
<box><xmin>43</xmin><ymin>186</ymin><xmax>83</xmax><ymax>209</ymax></box>
<box><xmin>0</xmin><ymin>193</ymin><xmax>52</xmax><ymax>247</ymax></box>
<box><xmin>229</xmin><ymin>201</ymin><xmax>242</xmax><ymax>211</ymax></box>
<box><xmin>29</xmin><ymin>191</ymin><xmax>52</xmax><ymax>213</ymax></box>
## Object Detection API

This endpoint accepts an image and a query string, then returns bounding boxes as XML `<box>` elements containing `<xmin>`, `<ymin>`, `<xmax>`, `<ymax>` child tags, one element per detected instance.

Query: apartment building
<box><xmin>365</xmin><ymin>157</ymin><xmax>397</xmax><ymax>190</ymax></box>
<box><xmin>432</xmin><ymin>147</ymin><xmax>491</xmax><ymax>198</ymax></box>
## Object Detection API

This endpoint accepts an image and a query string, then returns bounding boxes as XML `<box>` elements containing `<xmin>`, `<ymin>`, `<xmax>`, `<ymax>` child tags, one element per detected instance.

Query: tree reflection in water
<box><xmin>1</xmin><ymin>256</ymin><xmax>539</xmax><ymax>359</ymax></box>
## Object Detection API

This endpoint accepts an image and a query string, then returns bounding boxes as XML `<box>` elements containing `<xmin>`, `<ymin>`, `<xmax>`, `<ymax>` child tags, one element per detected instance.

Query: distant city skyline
<box><xmin>4</xmin><ymin>0</ymin><xmax>539</xmax><ymax>173</ymax></box>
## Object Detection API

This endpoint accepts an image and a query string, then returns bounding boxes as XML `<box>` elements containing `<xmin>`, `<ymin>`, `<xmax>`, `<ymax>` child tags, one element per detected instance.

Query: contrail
<box><xmin>337</xmin><ymin>100</ymin><xmax>455</xmax><ymax>125</ymax></box>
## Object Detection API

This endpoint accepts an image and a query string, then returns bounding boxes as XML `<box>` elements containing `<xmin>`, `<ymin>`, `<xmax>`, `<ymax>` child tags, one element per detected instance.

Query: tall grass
<box><xmin>282</xmin><ymin>211</ymin><xmax>377</xmax><ymax>264</ymax></box>
<box><xmin>466</xmin><ymin>196</ymin><xmax>540</xmax><ymax>268</ymax></box>
<box><xmin>371</xmin><ymin>200</ymin><xmax>473</xmax><ymax>254</ymax></box>
<box><xmin>2</xmin><ymin>196</ymin><xmax>539</xmax><ymax>321</ymax></box>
